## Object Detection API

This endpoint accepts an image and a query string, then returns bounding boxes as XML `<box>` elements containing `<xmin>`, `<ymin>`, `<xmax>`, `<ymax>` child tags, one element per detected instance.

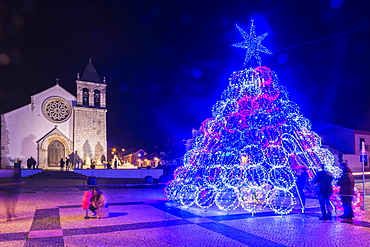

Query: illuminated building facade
<box><xmin>0</xmin><ymin>60</ymin><xmax>107</xmax><ymax>169</ymax></box>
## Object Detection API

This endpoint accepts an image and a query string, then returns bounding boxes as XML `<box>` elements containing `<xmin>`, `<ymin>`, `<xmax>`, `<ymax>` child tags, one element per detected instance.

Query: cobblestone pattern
<box><xmin>1</xmin><ymin>184</ymin><xmax>370</xmax><ymax>246</ymax></box>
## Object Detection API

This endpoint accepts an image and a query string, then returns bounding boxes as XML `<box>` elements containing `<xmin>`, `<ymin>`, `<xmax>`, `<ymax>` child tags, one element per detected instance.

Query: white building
<box><xmin>318</xmin><ymin>123</ymin><xmax>370</xmax><ymax>172</ymax></box>
<box><xmin>0</xmin><ymin>60</ymin><xmax>107</xmax><ymax>169</ymax></box>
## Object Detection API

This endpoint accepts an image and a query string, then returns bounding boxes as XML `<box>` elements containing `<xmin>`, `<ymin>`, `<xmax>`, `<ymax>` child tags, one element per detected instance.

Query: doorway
<box><xmin>48</xmin><ymin>140</ymin><xmax>65</xmax><ymax>167</ymax></box>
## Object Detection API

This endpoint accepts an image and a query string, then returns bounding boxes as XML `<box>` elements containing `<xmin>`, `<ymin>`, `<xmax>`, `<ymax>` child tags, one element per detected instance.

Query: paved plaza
<box><xmin>1</xmin><ymin>179</ymin><xmax>370</xmax><ymax>247</ymax></box>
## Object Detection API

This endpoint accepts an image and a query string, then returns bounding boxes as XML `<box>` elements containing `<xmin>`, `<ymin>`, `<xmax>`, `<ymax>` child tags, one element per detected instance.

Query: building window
<box><xmin>94</xmin><ymin>90</ymin><xmax>100</xmax><ymax>107</ymax></box>
<box><xmin>82</xmin><ymin>88</ymin><xmax>89</xmax><ymax>106</ymax></box>
<box><xmin>42</xmin><ymin>97</ymin><xmax>72</xmax><ymax>123</ymax></box>
<box><xmin>360</xmin><ymin>138</ymin><xmax>368</xmax><ymax>166</ymax></box>
<box><xmin>360</xmin><ymin>138</ymin><xmax>366</xmax><ymax>152</ymax></box>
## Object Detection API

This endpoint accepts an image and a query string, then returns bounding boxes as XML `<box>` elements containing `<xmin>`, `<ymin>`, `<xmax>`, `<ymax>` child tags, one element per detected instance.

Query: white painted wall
<box><xmin>342</xmin><ymin>154</ymin><xmax>370</xmax><ymax>173</ymax></box>
<box><xmin>1</xmin><ymin>85</ymin><xmax>75</xmax><ymax>168</ymax></box>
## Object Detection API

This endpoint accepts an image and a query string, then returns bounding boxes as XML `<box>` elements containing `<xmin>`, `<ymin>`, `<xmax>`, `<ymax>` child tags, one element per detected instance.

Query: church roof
<box><xmin>80</xmin><ymin>60</ymin><xmax>102</xmax><ymax>83</ymax></box>
<box><xmin>317</xmin><ymin>122</ymin><xmax>370</xmax><ymax>135</ymax></box>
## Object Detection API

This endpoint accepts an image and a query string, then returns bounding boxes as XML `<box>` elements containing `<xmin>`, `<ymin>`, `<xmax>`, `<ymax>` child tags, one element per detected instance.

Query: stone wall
<box><xmin>74</xmin><ymin>107</ymin><xmax>107</xmax><ymax>163</ymax></box>
<box><xmin>0</xmin><ymin>114</ymin><xmax>10</xmax><ymax>168</ymax></box>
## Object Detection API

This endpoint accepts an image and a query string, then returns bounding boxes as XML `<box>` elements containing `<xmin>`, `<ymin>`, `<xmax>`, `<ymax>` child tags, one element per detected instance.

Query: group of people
<box><xmin>298</xmin><ymin>163</ymin><xmax>355</xmax><ymax>223</ymax></box>
<box><xmin>82</xmin><ymin>188</ymin><xmax>109</xmax><ymax>219</ymax></box>
<box><xmin>26</xmin><ymin>157</ymin><xmax>37</xmax><ymax>169</ymax></box>
<box><xmin>59</xmin><ymin>157</ymin><xmax>70</xmax><ymax>171</ymax></box>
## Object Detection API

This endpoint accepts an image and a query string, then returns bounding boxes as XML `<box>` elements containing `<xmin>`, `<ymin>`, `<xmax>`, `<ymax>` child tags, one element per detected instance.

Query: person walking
<box><xmin>1</xmin><ymin>178</ymin><xmax>23</xmax><ymax>221</ymax></box>
<box><xmin>313</xmin><ymin>164</ymin><xmax>333</xmax><ymax>220</ymax></box>
<box><xmin>337</xmin><ymin>163</ymin><xmax>355</xmax><ymax>224</ymax></box>
<box><xmin>60</xmin><ymin>158</ymin><xmax>65</xmax><ymax>171</ymax></box>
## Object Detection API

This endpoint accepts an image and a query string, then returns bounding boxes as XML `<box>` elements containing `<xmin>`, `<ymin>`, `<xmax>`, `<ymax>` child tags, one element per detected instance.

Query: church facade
<box><xmin>0</xmin><ymin>61</ymin><xmax>107</xmax><ymax>169</ymax></box>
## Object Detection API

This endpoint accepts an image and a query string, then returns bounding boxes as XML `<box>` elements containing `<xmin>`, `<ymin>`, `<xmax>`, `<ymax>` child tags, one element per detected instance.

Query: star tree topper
<box><xmin>233</xmin><ymin>20</ymin><xmax>272</xmax><ymax>67</ymax></box>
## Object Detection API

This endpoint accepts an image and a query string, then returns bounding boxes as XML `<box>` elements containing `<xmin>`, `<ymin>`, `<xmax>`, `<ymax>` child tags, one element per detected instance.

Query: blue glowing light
<box><xmin>232</xmin><ymin>20</ymin><xmax>272</xmax><ymax>66</ymax></box>
<box><xmin>330</xmin><ymin>0</ymin><xmax>344</xmax><ymax>9</ymax></box>
<box><xmin>192</xmin><ymin>69</ymin><xmax>202</xmax><ymax>79</ymax></box>
<box><xmin>165</xmin><ymin>20</ymin><xmax>344</xmax><ymax>215</ymax></box>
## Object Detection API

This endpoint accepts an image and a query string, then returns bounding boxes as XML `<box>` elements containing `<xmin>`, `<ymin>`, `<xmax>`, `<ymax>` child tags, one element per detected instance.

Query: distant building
<box><xmin>318</xmin><ymin>123</ymin><xmax>370</xmax><ymax>172</ymax></box>
<box><xmin>120</xmin><ymin>148</ymin><xmax>146</xmax><ymax>168</ymax></box>
<box><xmin>119</xmin><ymin>148</ymin><xmax>162</xmax><ymax>168</ymax></box>
<box><xmin>0</xmin><ymin>60</ymin><xmax>107</xmax><ymax>169</ymax></box>
<box><xmin>141</xmin><ymin>152</ymin><xmax>161</xmax><ymax>168</ymax></box>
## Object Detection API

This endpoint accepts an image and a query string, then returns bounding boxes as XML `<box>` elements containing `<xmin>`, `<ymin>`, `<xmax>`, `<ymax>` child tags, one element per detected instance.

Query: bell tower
<box><xmin>73</xmin><ymin>59</ymin><xmax>107</xmax><ymax>165</ymax></box>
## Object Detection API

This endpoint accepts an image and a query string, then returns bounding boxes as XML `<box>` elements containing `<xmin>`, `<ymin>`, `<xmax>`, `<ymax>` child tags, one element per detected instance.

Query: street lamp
<box><xmin>111</xmin><ymin>148</ymin><xmax>117</xmax><ymax>162</ymax></box>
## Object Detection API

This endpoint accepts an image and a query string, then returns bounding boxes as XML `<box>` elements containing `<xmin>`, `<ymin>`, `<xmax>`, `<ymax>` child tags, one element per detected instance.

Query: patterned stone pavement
<box><xmin>1</xmin><ymin>180</ymin><xmax>370</xmax><ymax>247</ymax></box>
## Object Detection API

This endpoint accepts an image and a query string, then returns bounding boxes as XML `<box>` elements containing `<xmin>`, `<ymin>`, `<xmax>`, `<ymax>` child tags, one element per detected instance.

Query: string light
<box><xmin>232</xmin><ymin>20</ymin><xmax>272</xmax><ymax>66</ymax></box>
<box><xmin>165</xmin><ymin>20</ymin><xmax>358</xmax><ymax>215</ymax></box>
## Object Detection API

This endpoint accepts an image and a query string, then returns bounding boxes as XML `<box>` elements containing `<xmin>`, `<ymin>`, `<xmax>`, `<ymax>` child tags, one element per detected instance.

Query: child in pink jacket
<box><xmin>82</xmin><ymin>190</ymin><xmax>93</xmax><ymax>219</ymax></box>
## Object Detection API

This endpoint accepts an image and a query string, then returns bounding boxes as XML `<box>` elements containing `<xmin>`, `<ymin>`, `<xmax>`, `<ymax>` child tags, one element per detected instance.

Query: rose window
<box><xmin>42</xmin><ymin>97</ymin><xmax>71</xmax><ymax>123</ymax></box>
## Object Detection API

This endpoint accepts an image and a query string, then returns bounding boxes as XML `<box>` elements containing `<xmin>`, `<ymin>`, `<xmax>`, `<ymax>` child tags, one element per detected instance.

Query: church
<box><xmin>0</xmin><ymin>60</ymin><xmax>107</xmax><ymax>169</ymax></box>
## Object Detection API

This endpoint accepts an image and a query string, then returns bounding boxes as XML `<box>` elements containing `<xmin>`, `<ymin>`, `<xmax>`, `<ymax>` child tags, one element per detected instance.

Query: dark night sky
<box><xmin>0</xmin><ymin>0</ymin><xmax>370</xmax><ymax>151</ymax></box>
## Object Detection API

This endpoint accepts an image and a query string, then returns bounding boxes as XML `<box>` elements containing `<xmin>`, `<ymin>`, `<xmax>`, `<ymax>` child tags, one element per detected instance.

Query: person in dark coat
<box><xmin>60</xmin><ymin>158</ymin><xmax>65</xmax><ymax>171</ymax></box>
<box><xmin>313</xmin><ymin>164</ymin><xmax>333</xmax><ymax>220</ymax></box>
<box><xmin>296</xmin><ymin>166</ymin><xmax>308</xmax><ymax>207</ymax></box>
<box><xmin>337</xmin><ymin>163</ymin><xmax>355</xmax><ymax>223</ymax></box>
<box><xmin>30</xmin><ymin>157</ymin><xmax>37</xmax><ymax>169</ymax></box>
<box><xmin>26</xmin><ymin>158</ymin><xmax>32</xmax><ymax>169</ymax></box>
<box><xmin>65</xmin><ymin>157</ymin><xmax>70</xmax><ymax>171</ymax></box>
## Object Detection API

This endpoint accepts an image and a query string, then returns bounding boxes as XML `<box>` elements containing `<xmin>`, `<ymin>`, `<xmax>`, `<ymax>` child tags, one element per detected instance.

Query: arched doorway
<box><xmin>48</xmin><ymin>140</ymin><xmax>65</xmax><ymax>167</ymax></box>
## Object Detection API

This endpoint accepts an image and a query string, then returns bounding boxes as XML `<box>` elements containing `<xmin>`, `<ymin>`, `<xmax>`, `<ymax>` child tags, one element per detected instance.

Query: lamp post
<box><xmin>111</xmin><ymin>148</ymin><xmax>116</xmax><ymax>162</ymax></box>
<box><xmin>361</xmin><ymin>141</ymin><xmax>367</xmax><ymax>210</ymax></box>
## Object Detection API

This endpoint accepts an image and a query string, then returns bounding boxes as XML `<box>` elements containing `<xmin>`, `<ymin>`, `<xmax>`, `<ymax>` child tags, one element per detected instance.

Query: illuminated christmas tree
<box><xmin>165</xmin><ymin>20</ymin><xmax>340</xmax><ymax>215</ymax></box>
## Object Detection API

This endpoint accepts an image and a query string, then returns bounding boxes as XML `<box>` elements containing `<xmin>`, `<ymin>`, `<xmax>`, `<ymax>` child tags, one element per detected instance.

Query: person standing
<box><xmin>114</xmin><ymin>159</ymin><xmax>118</xmax><ymax>169</ymax></box>
<box><xmin>337</xmin><ymin>163</ymin><xmax>355</xmax><ymax>224</ymax></box>
<box><xmin>60</xmin><ymin>158</ymin><xmax>65</xmax><ymax>171</ymax></box>
<box><xmin>313</xmin><ymin>164</ymin><xmax>333</xmax><ymax>220</ymax></box>
<box><xmin>65</xmin><ymin>157</ymin><xmax>70</xmax><ymax>171</ymax></box>
<box><xmin>296</xmin><ymin>166</ymin><xmax>308</xmax><ymax>208</ymax></box>
<box><xmin>82</xmin><ymin>190</ymin><xmax>93</xmax><ymax>219</ymax></box>
<box><xmin>75</xmin><ymin>158</ymin><xmax>80</xmax><ymax>169</ymax></box>
<box><xmin>26</xmin><ymin>158</ymin><xmax>32</xmax><ymax>169</ymax></box>
<box><xmin>30</xmin><ymin>157</ymin><xmax>37</xmax><ymax>169</ymax></box>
